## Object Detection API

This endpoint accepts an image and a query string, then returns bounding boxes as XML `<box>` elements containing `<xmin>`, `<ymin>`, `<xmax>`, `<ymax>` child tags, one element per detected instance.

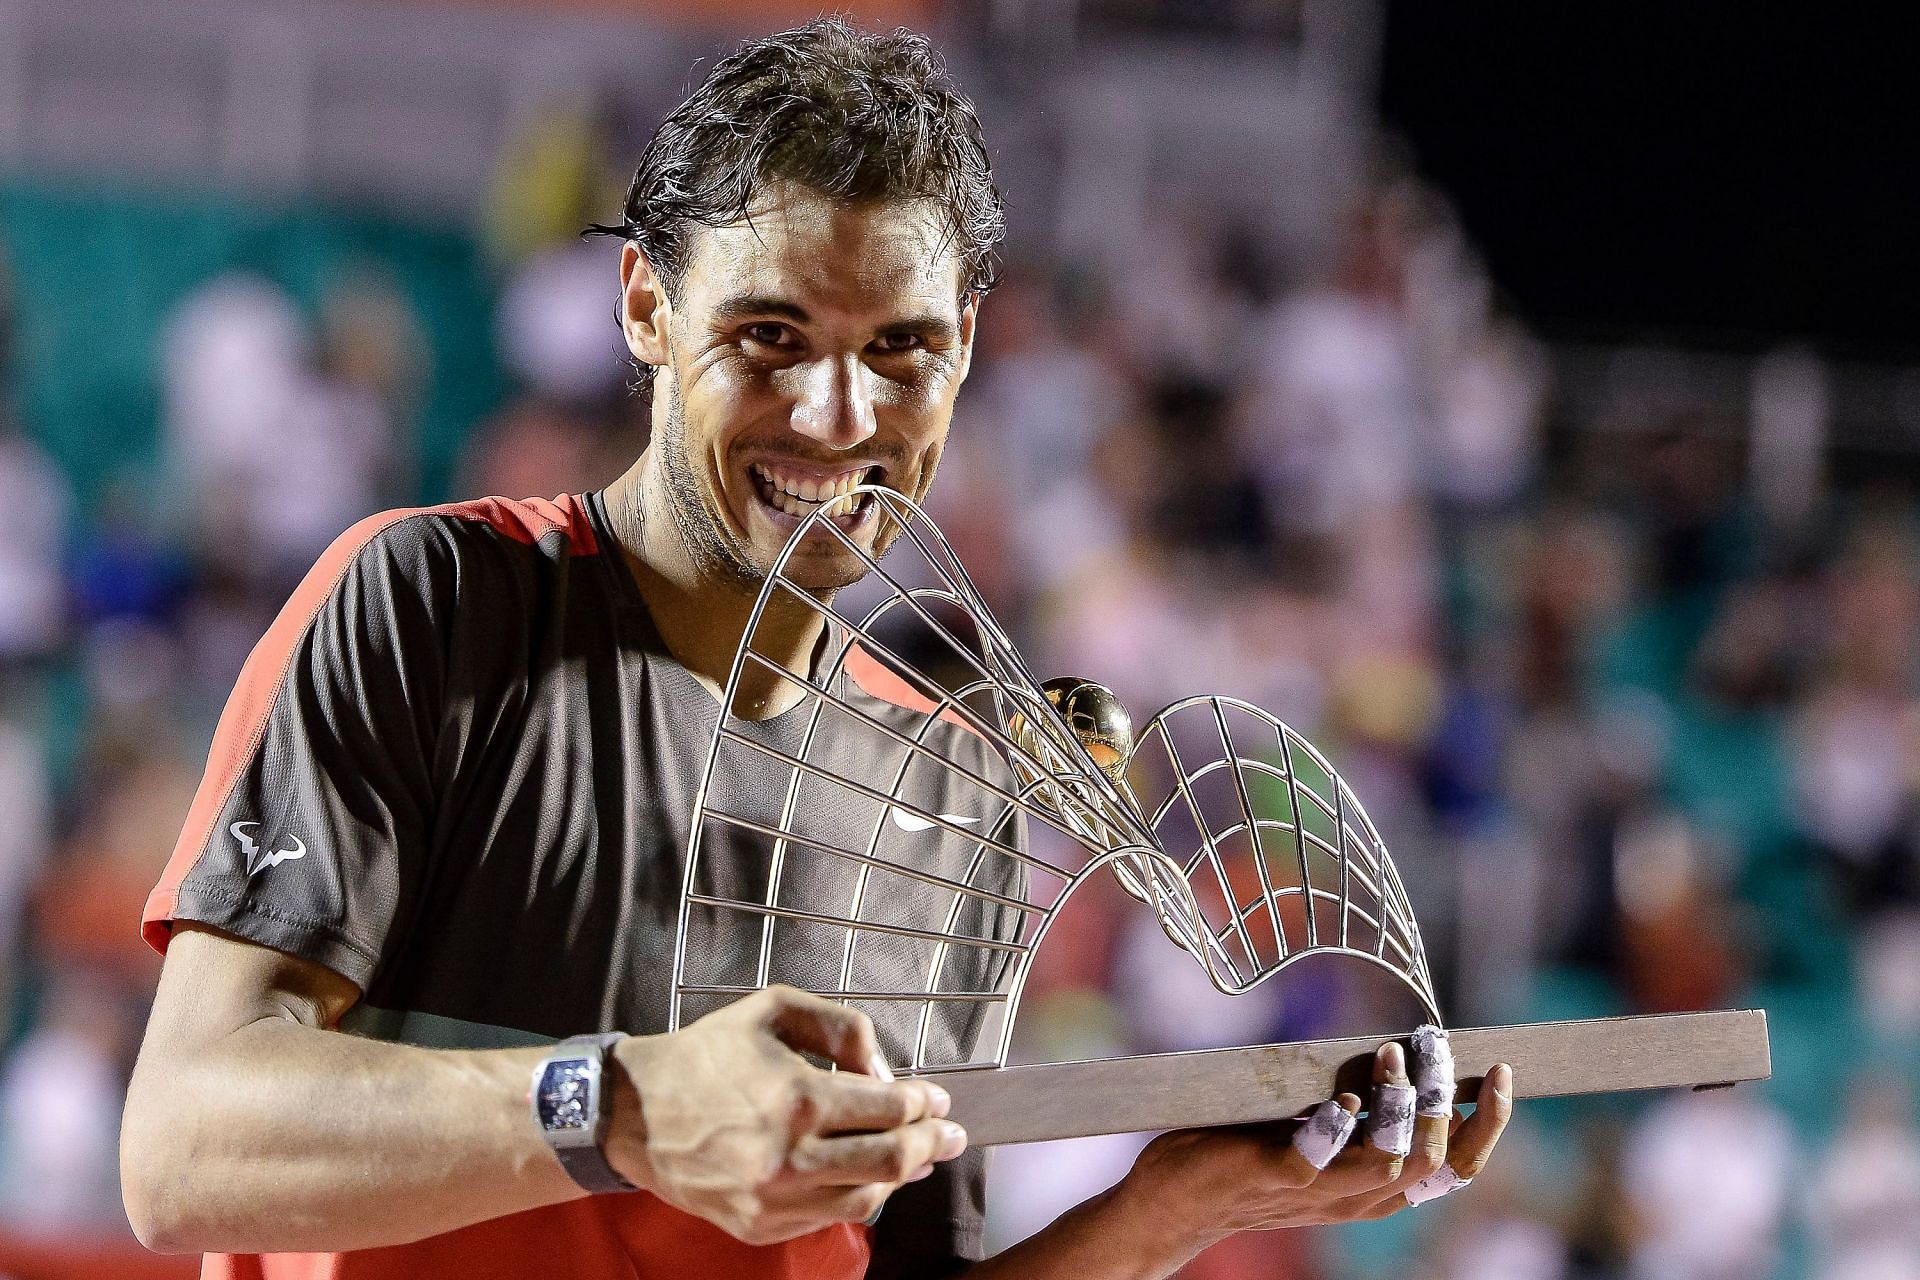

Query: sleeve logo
<box><xmin>230</xmin><ymin>821</ymin><xmax>309</xmax><ymax>875</ymax></box>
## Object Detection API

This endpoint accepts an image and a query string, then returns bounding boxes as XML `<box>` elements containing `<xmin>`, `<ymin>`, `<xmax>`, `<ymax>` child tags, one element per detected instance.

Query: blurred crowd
<box><xmin>0</xmin><ymin>86</ymin><xmax>1916</xmax><ymax>1280</ymax></box>
<box><xmin>951</xmin><ymin>175</ymin><xmax>1920</xmax><ymax>1280</ymax></box>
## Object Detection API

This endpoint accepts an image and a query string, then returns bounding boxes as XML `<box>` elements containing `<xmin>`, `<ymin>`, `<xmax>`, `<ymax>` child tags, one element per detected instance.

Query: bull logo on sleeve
<box><xmin>230</xmin><ymin>821</ymin><xmax>309</xmax><ymax>876</ymax></box>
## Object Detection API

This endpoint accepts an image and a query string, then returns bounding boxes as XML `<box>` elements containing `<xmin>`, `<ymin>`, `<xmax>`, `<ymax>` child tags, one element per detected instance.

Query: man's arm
<box><xmin>959</xmin><ymin>1045</ymin><xmax>1515</xmax><ymax>1280</ymax></box>
<box><xmin>121</xmin><ymin>924</ymin><xmax>575</xmax><ymax>1253</ymax></box>
<box><xmin>121</xmin><ymin>924</ymin><xmax>962</xmax><ymax>1255</ymax></box>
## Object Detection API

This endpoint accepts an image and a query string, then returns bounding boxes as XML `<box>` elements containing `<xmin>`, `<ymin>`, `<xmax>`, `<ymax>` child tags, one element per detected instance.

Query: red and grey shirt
<box><xmin>143</xmin><ymin>492</ymin><xmax>1023</xmax><ymax>1280</ymax></box>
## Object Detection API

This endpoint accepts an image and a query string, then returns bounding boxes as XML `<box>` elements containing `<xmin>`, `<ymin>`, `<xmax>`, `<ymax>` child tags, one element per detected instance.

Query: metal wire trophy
<box><xmin>671</xmin><ymin>486</ymin><xmax>1769</xmax><ymax>1145</ymax></box>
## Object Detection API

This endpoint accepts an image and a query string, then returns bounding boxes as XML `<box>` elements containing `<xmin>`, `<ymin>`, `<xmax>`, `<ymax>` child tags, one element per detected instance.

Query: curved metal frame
<box><xmin>670</xmin><ymin>485</ymin><xmax>1441</xmax><ymax>1072</ymax></box>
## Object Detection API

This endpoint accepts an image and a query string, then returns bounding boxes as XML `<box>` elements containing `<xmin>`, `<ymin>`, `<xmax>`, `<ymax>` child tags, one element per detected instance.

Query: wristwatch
<box><xmin>531</xmin><ymin>1032</ymin><xmax>636</xmax><ymax>1194</ymax></box>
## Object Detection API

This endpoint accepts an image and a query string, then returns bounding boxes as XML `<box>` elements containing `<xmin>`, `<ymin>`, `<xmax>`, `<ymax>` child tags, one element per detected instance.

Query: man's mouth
<box><xmin>748</xmin><ymin>462</ymin><xmax>883</xmax><ymax>530</ymax></box>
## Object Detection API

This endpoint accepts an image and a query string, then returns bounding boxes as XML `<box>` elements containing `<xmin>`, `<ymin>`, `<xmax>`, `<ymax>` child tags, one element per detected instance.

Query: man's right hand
<box><xmin>605</xmin><ymin>985</ymin><xmax>966</xmax><ymax>1245</ymax></box>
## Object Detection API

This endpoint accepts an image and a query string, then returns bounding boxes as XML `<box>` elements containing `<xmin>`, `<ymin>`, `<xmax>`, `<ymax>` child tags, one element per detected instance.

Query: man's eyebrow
<box><xmin>882</xmin><ymin>314</ymin><xmax>961</xmax><ymax>342</ymax></box>
<box><xmin>710</xmin><ymin>294</ymin><xmax>812</xmax><ymax>325</ymax></box>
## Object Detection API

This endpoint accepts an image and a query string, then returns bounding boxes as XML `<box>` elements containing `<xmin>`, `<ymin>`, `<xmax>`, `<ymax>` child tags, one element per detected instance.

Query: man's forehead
<box><xmin>681</xmin><ymin>184</ymin><xmax>964</xmax><ymax>312</ymax></box>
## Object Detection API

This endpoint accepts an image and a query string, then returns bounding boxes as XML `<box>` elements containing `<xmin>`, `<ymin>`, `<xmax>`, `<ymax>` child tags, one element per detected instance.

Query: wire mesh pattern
<box><xmin>1120</xmin><ymin>697</ymin><xmax>1439</xmax><ymax>1021</ymax></box>
<box><xmin>670</xmin><ymin>486</ymin><xmax>1439</xmax><ymax>1073</ymax></box>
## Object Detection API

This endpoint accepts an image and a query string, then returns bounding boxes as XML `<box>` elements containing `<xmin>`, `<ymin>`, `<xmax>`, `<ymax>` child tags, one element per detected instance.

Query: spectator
<box><xmin>0</xmin><ymin>974</ymin><xmax>133</xmax><ymax>1234</ymax></box>
<box><xmin>1621</xmin><ymin>1089</ymin><xmax>1795</xmax><ymax>1280</ymax></box>
<box><xmin>161</xmin><ymin>273</ymin><xmax>411</xmax><ymax>595</ymax></box>
<box><xmin>0</xmin><ymin>419</ymin><xmax>70</xmax><ymax>664</ymax></box>
<box><xmin>0</xmin><ymin>707</ymin><xmax>51</xmax><ymax>1026</ymax></box>
<box><xmin>1807</xmin><ymin>1073</ymin><xmax>1920</xmax><ymax>1280</ymax></box>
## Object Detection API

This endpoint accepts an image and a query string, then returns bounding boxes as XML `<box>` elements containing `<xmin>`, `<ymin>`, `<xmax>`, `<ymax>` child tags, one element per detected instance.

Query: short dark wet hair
<box><xmin>588</xmin><ymin>17</ymin><xmax>1005</xmax><ymax>390</ymax></box>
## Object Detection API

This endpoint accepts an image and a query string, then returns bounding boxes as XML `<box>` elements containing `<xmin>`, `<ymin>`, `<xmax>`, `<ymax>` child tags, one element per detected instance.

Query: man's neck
<box><xmin>602</xmin><ymin>453</ymin><xmax>827</xmax><ymax>720</ymax></box>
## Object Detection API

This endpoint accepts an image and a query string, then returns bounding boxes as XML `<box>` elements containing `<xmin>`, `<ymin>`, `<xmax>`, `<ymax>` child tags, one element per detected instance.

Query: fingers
<box><xmin>1351</xmin><ymin>1062</ymin><xmax>1514</xmax><ymax>1219</ymax></box>
<box><xmin>1445</xmin><ymin>1062</ymin><xmax>1514</xmax><ymax>1185</ymax></box>
<box><xmin>809</xmin><ymin>1181</ymin><xmax>897</xmax><ymax>1231</ymax></box>
<box><xmin>1411</xmin><ymin>1024</ymin><xmax>1456</xmax><ymax>1116</ymax></box>
<box><xmin>1328</xmin><ymin>1031</ymin><xmax>1454</xmax><ymax>1204</ymax></box>
<box><xmin>759</xmin><ymin>986</ymin><xmax>892</xmax><ymax>1079</ymax></box>
<box><xmin>1311</xmin><ymin>1043</ymin><xmax>1412</xmax><ymax>1198</ymax></box>
<box><xmin>1405</xmin><ymin>1165</ymin><xmax>1470</xmax><ymax>1206</ymax></box>
<box><xmin>743</xmin><ymin>1180</ymin><xmax>901</xmax><ymax>1245</ymax></box>
<box><xmin>811</xmin><ymin>1073</ymin><xmax>950</xmax><ymax>1135</ymax></box>
<box><xmin>1287</xmin><ymin>1097</ymin><xmax>1359</xmax><ymax>1173</ymax></box>
<box><xmin>1405</xmin><ymin>1110</ymin><xmax>1451</xmax><ymax>1185</ymax></box>
<box><xmin>752</xmin><ymin>986</ymin><xmax>954</xmax><ymax>1135</ymax></box>
<box><xmin>1362</xmin><ymin>1042</ymin><xmax>1416</xmax><ymax>1157</ymax></box>
<box><xmin>1392</xmin><ymin>1025</ymin><xmax>1456</xmax><ymax>1189</ymax></box>
<box><xmin>790</xmin><ymin>1117</ymin><xmax>968</xmax><ymax>1187</ymax></box>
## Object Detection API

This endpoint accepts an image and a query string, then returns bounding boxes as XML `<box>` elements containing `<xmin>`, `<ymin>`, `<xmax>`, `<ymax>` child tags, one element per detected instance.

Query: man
<box><xmin>121</xmin><ymin>19</ymin><xmax>1511</xmax><ymax>1279</ymax></box>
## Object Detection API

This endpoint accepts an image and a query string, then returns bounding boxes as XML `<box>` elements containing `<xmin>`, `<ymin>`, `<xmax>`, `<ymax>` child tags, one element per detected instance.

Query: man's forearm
<box><xmin>123</xmin><ymin>1018</ymin><xmax>583</xmax><ymax>1254</ymax></box>
<box><xmin>964</xmin><ymin>1179</ymin><xmax>1219</xmax><ymax>1280</ymax></box>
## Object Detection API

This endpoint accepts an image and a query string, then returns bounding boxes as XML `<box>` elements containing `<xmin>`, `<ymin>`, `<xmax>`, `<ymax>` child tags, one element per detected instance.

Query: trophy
<box><xmin>669</xmin><ymin>487</ymin><xmax>1769</xmax><ymax>1145</ymax></box>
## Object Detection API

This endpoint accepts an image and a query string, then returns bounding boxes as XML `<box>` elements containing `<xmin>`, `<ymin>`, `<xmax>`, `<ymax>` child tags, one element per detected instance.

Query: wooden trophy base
<box><xmin>923</xmin><ymin>1009</ymin><xmax>1771</xmax><ymax>1146</ymax></box>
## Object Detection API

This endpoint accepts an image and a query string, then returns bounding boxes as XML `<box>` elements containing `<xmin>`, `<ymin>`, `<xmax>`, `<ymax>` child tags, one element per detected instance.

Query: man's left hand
<box><xmin>1111</xmin><ymin>1039</ymin><xmax>1514</xmax><ymax>1246</ymax></box>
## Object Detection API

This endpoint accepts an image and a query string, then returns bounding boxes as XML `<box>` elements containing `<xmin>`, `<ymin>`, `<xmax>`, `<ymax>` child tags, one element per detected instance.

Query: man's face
<box><xmin>635</xmin><ymin>181</ymin><xmax>977</xmax><ymax>593</ymax></box>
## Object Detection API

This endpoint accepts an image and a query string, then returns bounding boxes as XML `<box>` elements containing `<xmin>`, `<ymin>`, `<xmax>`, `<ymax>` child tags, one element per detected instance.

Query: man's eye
<box><xmin>743</xmin><ymin>323</ymin><xmax>792</xmax><ymax>347</ymax></box>
<box><xmin>872</xmin><ymin>332</ymin><xmax>923</xmax><ymax>354</ymax></box>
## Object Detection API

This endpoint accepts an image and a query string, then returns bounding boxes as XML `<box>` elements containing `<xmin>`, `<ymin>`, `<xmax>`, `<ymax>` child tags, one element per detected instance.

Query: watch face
<box><xmin>537</xmin><ymin>1059</ymin><xmax>595</xmax><ymax>1132</ymax></box>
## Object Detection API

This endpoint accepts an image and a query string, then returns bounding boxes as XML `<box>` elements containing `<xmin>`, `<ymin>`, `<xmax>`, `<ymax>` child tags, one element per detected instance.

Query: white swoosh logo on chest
<box><xmin>889</xmin><ymin>810</ymin><xmax>982</xmax><ymax>833</ymax></box>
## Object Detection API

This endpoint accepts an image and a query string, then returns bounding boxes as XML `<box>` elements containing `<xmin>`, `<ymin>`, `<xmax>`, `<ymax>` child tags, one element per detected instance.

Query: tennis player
<box><xmin>121</xmin><ymin>19</ymin><xmax>1511</xmax><ymax>1279</ymax></box>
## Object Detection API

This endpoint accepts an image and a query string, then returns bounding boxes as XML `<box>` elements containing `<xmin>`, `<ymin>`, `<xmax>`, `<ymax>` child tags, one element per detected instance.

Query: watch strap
<box><xmin>556</xmin><ymin>1137</ymin><xmax>635</xmax><ymax>1196</ymax></box>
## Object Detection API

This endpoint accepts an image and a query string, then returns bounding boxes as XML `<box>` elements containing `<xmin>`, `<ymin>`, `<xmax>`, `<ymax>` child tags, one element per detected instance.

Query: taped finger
<box><xmin>1316</xmin><ymin>1045</ymin><xmax>1407</xmax><ymax>1196</ymax></box>
<box><xmin>1411</xmin><ymin>1024</ymin><xmax>1455</xmax><ymax>1117</ymax></box>
<box><xmin>1365</xmin><ymin>1082</ymin><xmax>1416</xmax><ymax>1157</ymax></box>
<box><xmin>1405</xmin><ymin>1164</ymin><xmax>1471</xmax><ymax>1206</ymax></box>
<box><xmin>1291</xmin><ymin>1099</ymin><xmax>1358</xmax><ymax>1171</ymax></box>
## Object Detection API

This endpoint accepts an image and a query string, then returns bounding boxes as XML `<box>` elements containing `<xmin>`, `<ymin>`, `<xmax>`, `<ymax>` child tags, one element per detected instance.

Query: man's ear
<box><xmin>620</xmin><ymin>243</ymin><xmax>672</xmax><ymax>367</ymax></box>
<box><xmin>955</xmin><ymin>292</ymin><xmax>980</xmax><ymax>383</ymax></box>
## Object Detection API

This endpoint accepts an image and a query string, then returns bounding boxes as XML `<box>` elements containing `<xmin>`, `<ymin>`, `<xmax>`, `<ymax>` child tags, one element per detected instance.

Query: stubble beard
<box><xmin>654</xmin><ymin>378</ymin><xmax>910</xmax><ymax>599</ymax></box>
<box><xmin>655</xmin><ymin>378</ymin><xmax>770</xmax><ymax>595</ymax></box>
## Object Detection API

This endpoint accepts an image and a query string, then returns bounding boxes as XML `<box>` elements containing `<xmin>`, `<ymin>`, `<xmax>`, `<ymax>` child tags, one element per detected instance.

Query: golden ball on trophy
<box><xmin>1037</xmin><ymin>676</ymin><xmax>1133</xmax><ymax>784</ymax></box>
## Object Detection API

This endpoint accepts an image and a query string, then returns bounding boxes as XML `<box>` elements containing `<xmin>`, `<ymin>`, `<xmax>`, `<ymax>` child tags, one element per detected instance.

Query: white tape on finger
<box><xmin>1411</xmin><ymin>1024</ymin><xmax>1455</xmax><ymax>1119</ymax></box>
<box><xmin>1364</xmin><ymin>1082</ymin><xmax>1417</xmax><ymax>1156</ymax></box>
<box><xmin>1405</xmin><ymin>1165</ymin><xmax>1471</xmax><ymax>1206</ymax></box>
<box><xmin>1291</xmin><ymin>1100</ymin><xmax>1357</xmax><ymax>1171</ymax></box>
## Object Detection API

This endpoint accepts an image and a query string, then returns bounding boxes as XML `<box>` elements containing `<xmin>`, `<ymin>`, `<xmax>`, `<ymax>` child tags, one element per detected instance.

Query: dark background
<box><xmin>1380</xmin><ymin>5</ymin><xmax>1917</xmax><ymax>356</ymax></box>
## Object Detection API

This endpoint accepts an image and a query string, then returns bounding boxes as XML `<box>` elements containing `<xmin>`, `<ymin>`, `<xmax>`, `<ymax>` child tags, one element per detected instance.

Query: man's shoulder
<box><xmin>840</xmin><ymin>644</ymin><xmax>987</xmax><ymax>751</ymax></box>
<box><xmin>837</xmin><ymin>644</ymin><xmax>1020</xmax><ymax>809</ymax></box>
<box><xmin>348</xmin><ymin>492</ymin><xmax>601</xmax><ymax>565</ymax></box>
<box><xmin>316</xmin><ymin>492</ymin><xmax>605</xmax><ymax>601</ymax></box>
<box><xmin>417</xmin><ymin>493</ymin><xmax>602</xmax><ymax>554</ymax></box>
<box><xmin>271</xmin><ymin>493</ymin><xmax>614</xmax><ymax>664</ymax></box>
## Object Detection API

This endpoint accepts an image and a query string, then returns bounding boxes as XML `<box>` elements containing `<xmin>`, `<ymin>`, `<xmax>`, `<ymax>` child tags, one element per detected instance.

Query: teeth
<box><xmin>753</xmin><ymin>464</ymin><xmax>870</xmax><ymax>501</ymax></box>
<box><xmin>752</xmin><ymin>464</ymin><xmax>873</xmax><ymax>520</ymax></box>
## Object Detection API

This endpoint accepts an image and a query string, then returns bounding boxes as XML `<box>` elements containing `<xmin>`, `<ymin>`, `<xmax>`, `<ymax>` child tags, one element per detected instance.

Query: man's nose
<box><xmin>790</xmin><ymin>353</ymin><xmax>877</xmax><ymax>450</ymax></box>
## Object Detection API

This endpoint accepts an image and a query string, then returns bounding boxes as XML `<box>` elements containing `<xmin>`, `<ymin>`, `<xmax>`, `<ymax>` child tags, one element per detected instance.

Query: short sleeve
<box><xmin>866</xmin><ymin>1145</ymin><xmax>988</xmax><ymax>1279</ymax></box>
<box><xmin>142</xmin><ymin>510</ymin><xmax>448</xmax><ymax>990</ymax></box>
